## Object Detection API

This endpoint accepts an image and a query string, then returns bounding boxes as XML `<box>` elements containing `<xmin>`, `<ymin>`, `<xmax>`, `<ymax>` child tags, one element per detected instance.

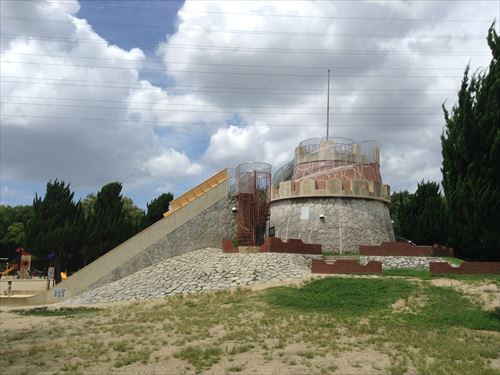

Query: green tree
<box><xmin>391</xmin><ymin>182</ymin><xmax>447</xmax><ymax>245</ymax></box>
<box><xmin>84</xmin><ymin>182</ymin><xmax>135</xmax><ymax>264</ymax></box>
<box><xmin>441</xmin><ymin>25</ymin><xmax>500</xmax><ymax>260</ymax></box>
<box><xmin>24</xmin><ymin>180</ymin><xmax>84</xmax><ymax>272</ymax></box>
<box><xmin>0</xmin><ymin>205</ymin><xmax>33</xmax><ymax>259</ymax></box>
<box><xmin>390</xmin><ymin>190</ymin><xmax>413</xmax><ymax>238</ymax></box>
<box><xmin>143</xmin><ymin>192</ymin><xmax>173</xmax><ymax>228</ymax></box>
<box><xmin>81</xmin><ymin>194</ymin><xmax>96</xmax><ymax>220</ymax></box>
<box><xmin>122</xmin><ymin>196</ymin><xmax>145</xmax><ymax>231</ymax></box>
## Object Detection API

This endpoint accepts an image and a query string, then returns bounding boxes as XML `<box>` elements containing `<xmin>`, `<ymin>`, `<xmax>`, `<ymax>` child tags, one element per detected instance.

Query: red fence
<box><xmin>359</xmin><ymin>242</ymin><xmax>454</xmax><ymax>257</ymax></box>
<box><xmin>311</xmin><ymin>259</ymin><xmax>382</xmax><ymax>274</ymax></box>
<box><xmin>260</xmin><ymin>237</ymin><xmax>322</xmax><ymax>255</ymax></box>
<box><xmin>430</xmin><ymin>262</ymin><xmax>500</xmax><ymax>275</ymax></box>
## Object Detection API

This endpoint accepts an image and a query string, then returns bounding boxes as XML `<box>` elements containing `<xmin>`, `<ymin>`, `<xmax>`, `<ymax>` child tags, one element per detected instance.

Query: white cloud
<box><xmin>0</xmin><ymin>0</ymin><xmax>200</xmax><ymax>196</ymax></box>
<box><xmin>0</xmin><ymin>0</ymin><xmax>496</xmax><ymax>204</ymax></box>
<box><xmin>146</xmin><ymin>148</ymin><xmax>202</xmax><ymax>179</ymax></box>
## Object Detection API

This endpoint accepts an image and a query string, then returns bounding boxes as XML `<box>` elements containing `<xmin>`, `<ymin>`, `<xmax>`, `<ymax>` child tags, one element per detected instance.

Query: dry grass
<box><xmin>1</xmin><ymin>276</ymin><xmax>499</xmax><ymax>375</ymax></box>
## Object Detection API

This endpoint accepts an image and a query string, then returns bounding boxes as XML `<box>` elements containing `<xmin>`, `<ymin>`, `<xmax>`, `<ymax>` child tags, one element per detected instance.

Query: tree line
<box><xmin>391</xmin><ymin>25</ymin><xmax>499</xmax><ymax>261</ymax></box>
<box><xmin>0</xmin><ymin>181</ymin><xmax>173</xmax><ymax>273</ymax></box>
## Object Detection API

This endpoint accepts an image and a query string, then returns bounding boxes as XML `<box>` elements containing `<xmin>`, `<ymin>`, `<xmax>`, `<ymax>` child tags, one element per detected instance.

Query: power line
<box><xmin>0</xmin><ymin>50</ymin><xmax>470</xmax><ymax>71</ymax></box>
<box><xmin>0</xmin><ymin>18</ymin><xmax>487</xmax><ymax>38</ymax></box>
<box><xmin>0</xmin><ymin>95</ymin><xmax>445</xmax><ymax>110</ymax></box>
<box><xmin>0</xmin><ymin>79</ymin><xmax>457</xmax><ymax>95</ymax></box>
<box><xmin>0</xmin><ymin>8</ymin><xmax>492</xmax><ymax>22</ymax></box>
<box><xmin>1</xmin><ymin>44</ymin><xmax>488</xmax><ymax>57</ymax></box>
<box><xmin>1</xmin><ymin>60</ymin><xmax>472</xmax><ymax>76</ymax></box>
<box><xmin>0</xmin><ymin>75</ymin><xmax>463</xmax><ymax>90</ymax></box>
<box><xmin>0</xmin><ymin>113</ymin><xmax>445</xmax><ymax>127</ymax></box>
<box><xmin>0</xmin><ymin>100</ymin><xmax>444</xmax><ymax>116</ymax></box>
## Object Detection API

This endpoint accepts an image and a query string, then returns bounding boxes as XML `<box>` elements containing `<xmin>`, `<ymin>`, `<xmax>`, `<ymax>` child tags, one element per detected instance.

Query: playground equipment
<box><xmin>0</xmin><ymin>258</ymin><xmax>19</xmax><ymax>277</ymax></box>
<box><xmin>0</xmin><ymin>248</ymin><xmax>32</xmax><ymax>279</ymax></box>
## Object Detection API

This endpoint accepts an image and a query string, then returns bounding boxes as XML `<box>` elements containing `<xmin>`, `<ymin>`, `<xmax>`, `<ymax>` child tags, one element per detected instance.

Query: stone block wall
<box><xmin>312</xmin><ymin>259</ymin><xmax>382</xmax><ymax>274</ymax></box>
<box><xmin>89</xmin><ymin>196</ymin><xmax>238</xmax><ymax>289</ymax></box>
<box><xmin>430</xmin><ymin>262</ymin><xmax>500</xmax><ymax>275</ymax></box>
<box><xmin>269</xmin><ymin>197</ymin><xmax>394</xmax><ymax>253</ymax></box>
<box><xmin>360</xmin><ymin>256</ymin><xmax>450</xmax><ymax>270</ymax></box>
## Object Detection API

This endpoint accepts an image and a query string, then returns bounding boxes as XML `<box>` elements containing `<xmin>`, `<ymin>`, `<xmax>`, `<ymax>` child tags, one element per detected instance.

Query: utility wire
<box><xmin>0</xmin><ymin>17</ymin><xmax>488</xmax><ymax>38</ymax></box>
<box><xmin>0</xmin><ymin>113</ymin><xmax>445</xmax><ymax>127</ymax></box>
<box><xmin>0</xmin><ymin>95</ymin><xmax>445</xmax><ymax>110</ymax></box>
<box><xmin>0</xmin><ymin>75</ymin><xmax>463</xmax><ymax>89</ymax></box>
<box><xmin>1</xmin><ymin>45</ymin><xmax>488</xmax><ymax>57</ymax></box>
<box><xmin>0</xmin><ymin>100</ymin><xmax>444</xmax><ymax>116</ymax></box>
<box><xmin>0</xmin><ymin>9</ymin><xmax>492</xmax><ymax>22</ymax></box>
<box><xmin>0</xmin><ymin>79</ymin><xmax>457</xmax><ymax>95</ymax></box>
<box><xmin>0</xmin><ymin>60</ymin><xmax>468</xmax><ymax>78</ymax></box>
<box><xmin>0</xmin><ymin>51</ymin><xmax>470</xmax><ymax>71</ymax></box>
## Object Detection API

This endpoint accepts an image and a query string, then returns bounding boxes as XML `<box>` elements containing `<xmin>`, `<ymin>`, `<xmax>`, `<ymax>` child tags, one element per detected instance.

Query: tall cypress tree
<box><xmin>441</xmin><ymin>25</ymin><xmax>500</xmax><ymax>260</ymax></box>
<box><xmin>85</xmin><ymin>182</ymin><xmax>134</xmax><ymax>264</ymax></box>
<box><xmin>390</xmin><ymin>190</ymin><xmax>413</xmax><ymax>238</ymax></box>
<box><xmin>391</xmin><ymin>182</ymin><xmax>447</xmax><ymax>245</ymax></box>
<box><xmin>25</xmin><ymin>180</ymin><xmax>84</xmax><ymax>272</ymax></box>
<box><xmin>143</xmin><ymin>192</ymin><xmax>173</xmax><ymax>228</ymax></box>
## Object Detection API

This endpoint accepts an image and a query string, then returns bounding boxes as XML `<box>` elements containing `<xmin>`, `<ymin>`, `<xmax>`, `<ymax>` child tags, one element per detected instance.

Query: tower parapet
<box><xmin>271</xmin><ymin>178</ymin><xmax>390</xmax><ymax>202</ymax></box>
<box><xmin>269</xmin><ymin>137</ymin><xmax>394</xmax><ymax>253</ymax></box>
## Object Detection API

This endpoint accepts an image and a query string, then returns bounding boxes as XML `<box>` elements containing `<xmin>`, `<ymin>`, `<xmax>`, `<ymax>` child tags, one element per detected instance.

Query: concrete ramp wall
<box><xmin>27</xmin><ymin>170</ymin><xmax>236</xmax><ymax>305</ymax></box>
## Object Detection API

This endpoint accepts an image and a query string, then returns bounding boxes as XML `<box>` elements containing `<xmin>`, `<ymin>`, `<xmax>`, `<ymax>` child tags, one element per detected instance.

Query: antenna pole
<box><xmin>326</xmin><ymin>68</ymin><xmax>331</xmax><ymax>141</ymax></box>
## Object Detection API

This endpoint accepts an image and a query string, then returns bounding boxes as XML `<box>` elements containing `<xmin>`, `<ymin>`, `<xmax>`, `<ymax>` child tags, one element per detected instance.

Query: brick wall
<box><xmin>221</xmin><ymin>239</ymin><xmax>238</xmax><ymax>253</ymax></box>
<box><xmin>260</xmin><ymin>237</ymin><xmax>322</xmax><ymax>255</ymax></box>
<box><xmin>430</xmin><ymin>262</ymin><xmax>500</xmax><ymax>275</ymax></box>
<box><xmin>311</xmin><ymin>259</ymin><xmax>382</xmax><ymax>274</ymax></box>
<box><xmin>431</xmin><ymin>244</ymin><xmax>455</xmax><ymax>257</ymax></box>
<box><xmin>359</xmin><ymin>242</ymin><xmax>454</xmax><ymax>257</ymax></box>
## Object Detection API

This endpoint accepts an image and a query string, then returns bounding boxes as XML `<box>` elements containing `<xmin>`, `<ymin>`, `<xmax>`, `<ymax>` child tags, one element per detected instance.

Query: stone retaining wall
<box><xmin>89</xmin><ymin>196</ymin><xmax>238</xmax><ymax>290</ymax></box>
<box><xmin>360</xmin><ymin>255</ymin><xmax>450</xmax><ymax>270</ymax></box>
<box><xmin>59</xmin><ymin>249</ymin><xmax>312</xmax><ymax>305</ymax></box>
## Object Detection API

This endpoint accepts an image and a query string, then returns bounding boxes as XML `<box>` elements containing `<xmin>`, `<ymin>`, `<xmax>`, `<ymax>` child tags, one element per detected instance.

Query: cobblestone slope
<box><xmin>60</xmin><ymin>248</ymin><xmax>312</xmax><ymax>305</ymax></box>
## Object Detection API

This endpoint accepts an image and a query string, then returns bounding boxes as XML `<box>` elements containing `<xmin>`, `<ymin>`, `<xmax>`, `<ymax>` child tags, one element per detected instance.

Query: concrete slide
<box><xmin>22</xmin><ymin>169</ymin><xmax>231</xmax><ymax>306</ymax></box>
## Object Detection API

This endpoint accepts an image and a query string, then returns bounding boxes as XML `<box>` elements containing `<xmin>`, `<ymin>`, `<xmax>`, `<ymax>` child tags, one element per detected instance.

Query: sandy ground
<box><xmin>1</xmin><ymin>276</ymin><xmax>499</xmax><ymax>375</ymax></box>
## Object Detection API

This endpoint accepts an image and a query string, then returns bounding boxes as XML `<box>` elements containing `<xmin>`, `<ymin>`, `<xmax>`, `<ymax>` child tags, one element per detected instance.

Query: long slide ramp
<box><xmin>23</xmin><ymin>169</ymin><xmax>231</xmax><ymax>306</ymax></box>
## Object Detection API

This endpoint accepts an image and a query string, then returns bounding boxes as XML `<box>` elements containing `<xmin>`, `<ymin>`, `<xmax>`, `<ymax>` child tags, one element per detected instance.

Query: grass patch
<box><xmin>114</xmin><ymin>350</ymin><xmax>150</xmax><ymax>368</ymax></box>
<box><xmin>175</xmin><ymin>345</ymin><xmax>222</xmax><ymax>372</ymax></box>
<box><xmin>265</xmin><ymin>277</ymin><xmax>414</xmax><ymax>316</ymax></box>
<box><xmin>442</xmin><ymin>257</ymin><xmax>465</xmax><ymax>266</ymax></box>
<box><xmin>383</xmin><ymin>268</ymin><xmax>431</xmax><ymax>278</ymax></box>
<box><xmin>403</xmin><ymin>285</ymin><xmax>500</xmax><ymax>331</ymax></box>
<box><xmin>12</xmin><ymin>307</ymin><xmax>102</xmax><ymax>317</ymax></box>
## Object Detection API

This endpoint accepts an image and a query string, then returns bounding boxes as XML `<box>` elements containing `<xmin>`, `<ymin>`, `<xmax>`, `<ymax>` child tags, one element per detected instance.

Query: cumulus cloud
<box><xmin>0</xmin><ymin>0</ymin><xmax>201</xmax><ymax>198</ymax></box>
<box><xmin>0</xmin><ymin>0</ymin><xmax>496</xmax><ymax>205</ymax></box>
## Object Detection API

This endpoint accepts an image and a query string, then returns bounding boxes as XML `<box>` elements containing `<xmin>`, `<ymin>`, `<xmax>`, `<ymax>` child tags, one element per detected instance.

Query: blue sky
<box><xmin>1</xmin><ymin>0</ymin><xmax>497</xmax><ymax>208</ymax></box>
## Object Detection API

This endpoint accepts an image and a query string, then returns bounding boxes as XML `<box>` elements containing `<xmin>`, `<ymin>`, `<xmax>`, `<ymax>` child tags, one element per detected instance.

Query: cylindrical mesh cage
<box><xmin>235</xmin><ymin>162</ymin><xmax>271</xmax><ymax>246</ymax></box>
